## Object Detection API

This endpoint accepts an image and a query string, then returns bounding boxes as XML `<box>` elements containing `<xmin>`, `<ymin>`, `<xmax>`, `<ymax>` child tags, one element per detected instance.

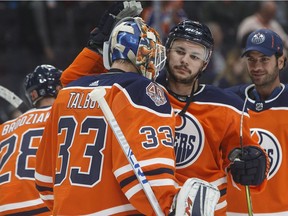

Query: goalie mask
<box><xmin>166</xmin><ymin>20</ymin><xmax>214</xmax><ymax>63</ymax></box>
<box><xmin>103</xmin><ymin>17</ymin><xmax>166</xmax><ymax>80</ymax></box>
<box><xmin>24</xmin><ymin>64</ymin><xmax>62</xmax><ymax>106</ymax></box>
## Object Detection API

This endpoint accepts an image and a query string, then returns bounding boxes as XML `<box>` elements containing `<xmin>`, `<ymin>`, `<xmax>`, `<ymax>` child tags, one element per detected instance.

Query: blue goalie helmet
<box><xmin>103</xmin><ymin>17</ymin><xmax>166</xmax><ymax>80</ymax></box>
<box><xmin>24</xmin><ymin>64</ymin><xmax>62</xmax><ymax>106</ymax></box>
<box><xmin>166</xmin><ymin>20</ymin><xmax>214</xmax><ymax>63</ymax></box>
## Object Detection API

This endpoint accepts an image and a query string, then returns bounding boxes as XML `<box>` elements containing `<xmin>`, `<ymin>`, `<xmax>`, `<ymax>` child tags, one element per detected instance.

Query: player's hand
<box><xmin>87</xmin><ymin>0</ymin><xmax>142</xmax><ymax>53</ymax></box>
<box><xmin>228</xmin><ymin>146</ymin><xmax>268</xmax><ymax>186</ymax></box>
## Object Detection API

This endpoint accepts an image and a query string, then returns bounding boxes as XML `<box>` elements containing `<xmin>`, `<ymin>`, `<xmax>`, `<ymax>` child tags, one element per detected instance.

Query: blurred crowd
<box><xmin>1</xmin><ymin>0</ymin><xmax>288</xmax><ymax>123</ymax></box>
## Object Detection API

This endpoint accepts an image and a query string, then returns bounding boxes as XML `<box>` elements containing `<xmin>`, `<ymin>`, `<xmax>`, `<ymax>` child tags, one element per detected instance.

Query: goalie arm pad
<box><xmin>170</xmin><ymin>178</ymin><xmax>220</xmax><ymax>216</ymax></box>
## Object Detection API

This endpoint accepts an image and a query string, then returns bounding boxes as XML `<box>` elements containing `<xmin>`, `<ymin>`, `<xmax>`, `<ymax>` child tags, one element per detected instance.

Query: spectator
<box><xmin>142</xmin><ymin>0</ymin><xmax>187</xmax><ymax>43</ymax></box>
<box><xmin>199</xmin><ymin>1</ymin><xmax>256</xmax><ymax>52</ymax></box>
<box><xmin>200</xmin><ymin>21</ymin><xmax>226</xmax><ymax>84</ymax></box>
<box><xmin>213</xmin><ymin>48</ymin><xmax>251</xmax><ymax>88</ymax></box>
<box><xmin>237</xmin><ymin>1</ymin><xmax>288</xmax><ymax>50</ymax></box>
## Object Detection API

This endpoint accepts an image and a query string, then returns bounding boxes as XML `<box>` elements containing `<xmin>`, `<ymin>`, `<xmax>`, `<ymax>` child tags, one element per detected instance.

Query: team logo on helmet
<box><xmin>174</xmin><ymin>110</ymin><xmax>204</xmax><ymax>168</ymax></box>
<box><xmin>251</xmin><ymin>128</ymin><xmax>282</xmax><ymax>180</ymax></box>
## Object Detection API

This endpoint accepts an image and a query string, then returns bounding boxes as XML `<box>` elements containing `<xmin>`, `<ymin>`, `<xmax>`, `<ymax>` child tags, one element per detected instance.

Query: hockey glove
<box><xmin>170</xmin><ymin>178</ymin><xmax>220</xmax><ymax>216</ymax></box>
<box><xmin>229</xmin><ymin>146</ymin><xmax>268</xmax><ymax>186</ymax></box>
<box><xmin>87</xmin><ymin>0</ymin><xmax>143</xmax><ymax>53</ymax></box>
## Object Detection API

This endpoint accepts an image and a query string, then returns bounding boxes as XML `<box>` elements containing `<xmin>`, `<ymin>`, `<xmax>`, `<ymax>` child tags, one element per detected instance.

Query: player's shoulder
<box><xmin>66</xmin><ymin>71</ymin><xmax>150</xmax><ymax>88</ymax></box>
<box><xmin>65</xmin><ymin>74</ymin><xmax>101</xmax><ymax>87</ymax></box>
<box><xmin>281</xmin><ymin>84</ymin><xmax>288</xmax><ymax>94</ymax></box>
<box><xmin>116</xmin><ymin>73</ymin><xmax>172</xmax><ymax>115</ymax></box>
<box><xmin>3</xmin><ymin>107</ymin><xmax>51</xmax><ymax>124</ymax></box>
<box><xmin>199</xmin><ymin>84</ymin><xmax>245</xmax><ymax>111</ymax></box>
<box><xmin>272</xmin><ymin>83</ymin><xmax>288</xmax><ymax>107</ymax></box>
<box><xmin>65</xmin><ymin>72</ymin><xmax>172</xmax><ymax>115</ymax></box>
<box><xmin>1</xmin><ymin>107</ymin><xmax>51</xmax><ymax>136</ymax></box>
<box><xmin>224</xmin><ymin>84</ymin><xmax>251</xmax><ymax>99</ymax></box>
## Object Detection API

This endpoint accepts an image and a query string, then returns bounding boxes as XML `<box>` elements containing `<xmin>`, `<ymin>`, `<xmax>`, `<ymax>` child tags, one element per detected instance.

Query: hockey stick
<box><xmin>0</xmin><ymin>85</ymin><xmax>23</xmax><ymax>109</ymax></box>
<box><xmin>240</xmin><ymin>97</ymin><xmax>253</xmax><ymax>216</ymax></box>
<box><xmin>89</xmin><ymin>87</ymin><xmax>164</xmax><ymax>216</ymax></box>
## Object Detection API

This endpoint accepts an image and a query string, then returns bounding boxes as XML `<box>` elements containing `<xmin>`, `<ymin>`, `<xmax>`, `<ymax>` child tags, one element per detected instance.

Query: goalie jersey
<box><xmin>60</xmin><ymin>48</ymin><xmax>264</xmax><ymax>216</ymax></box>
<box><xmin>35</xmin><ymin>71</ymin><xmax>179</xmax><ymax>215</ymax></box>
<box><xmin>0</xmin><ymin>107</ymin><xmax>51</xmax><ymax>215</ymax></box>
<box><xmin>226</xmin><ymin>84</ymin><xmax>288</xmax><ymax>215</ymax></box>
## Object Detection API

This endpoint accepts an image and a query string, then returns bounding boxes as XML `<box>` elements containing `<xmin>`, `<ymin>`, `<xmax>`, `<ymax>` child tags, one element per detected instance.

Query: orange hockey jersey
<box><xmin>60</xmin><ymin>48</ymin><xmax>267</xmax><ymax>216</ymax></box>
<box><xmin>226</xmin><ymin>84</ymin><xmax>288</xmax><ymax>215</ymax></box>
<box><xmin>35</xmin><ymin>72</ymin><xmax>179</xmax><ymax>215</ymax></box>
<box><xmin>60</xmin><ymin>48</ymin><xmax>108</xmax><ymax>87</ymax></box>
<box><xmin>163</xmin><ymin>83</ymin><xmax>264</xmax><ymax>216</ymax></box>
<box><xmin>0</xmin><ymin>107</ymin><xmax>51</xmax><ymax>215</ymax></box>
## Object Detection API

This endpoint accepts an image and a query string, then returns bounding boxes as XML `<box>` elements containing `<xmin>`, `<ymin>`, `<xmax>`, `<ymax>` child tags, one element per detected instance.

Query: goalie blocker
<box><xmin>171</xmin><ymin>178</ymin><xmax>220</xmax><ymax>216</ymax></box>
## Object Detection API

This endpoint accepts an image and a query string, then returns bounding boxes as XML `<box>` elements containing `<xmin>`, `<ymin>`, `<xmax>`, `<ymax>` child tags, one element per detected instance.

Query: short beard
<box><xmin>167</xmin><ymin>67</ymin><xmax>200</xmax><ymax>84</ymax></box>
<box><xmin>250</xmin><ymin>66</ymin><xmax>279</xmax><ymax>87</ymax></box>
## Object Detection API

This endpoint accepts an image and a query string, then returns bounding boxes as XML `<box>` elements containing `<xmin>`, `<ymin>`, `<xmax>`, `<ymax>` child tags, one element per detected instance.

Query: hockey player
<box><xmin>0</xmin><ymin>64</ymin><xmax>62</xmax><ymax>215</ymax></box>
<box><xmin>159</xmin><ymin>20</ymin><xmax>270</xmax><ymax>216</ymax></box>
<box><xmin>35</xmin><ymin>16</ymin><xmax>220</xmax><ymax>215</ymax></box>
<box><xmin>226</xmin><ymin>29</ymin><xmax>288</xmax><ymax>215</ymax></box>
<box><xmin>59</xmin><ymin>2</ymin><xmax>269</xmax><ymax>216</ymax></box>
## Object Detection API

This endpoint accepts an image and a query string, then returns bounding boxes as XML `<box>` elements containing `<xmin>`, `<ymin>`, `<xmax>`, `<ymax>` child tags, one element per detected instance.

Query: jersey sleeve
<box><xmin>34</xmin><ymin>110</ymin><xmax>56</xmax><ymax>211</ymax></box>
<box><xmin>60</xmin><ymin>48</ymin><xmax>107</xmax><ymax>87</ymax></box>
<box><xmin>110</xmin><ymin>86</ymin><xmax>178</xmax><ymax>215</ymax></box>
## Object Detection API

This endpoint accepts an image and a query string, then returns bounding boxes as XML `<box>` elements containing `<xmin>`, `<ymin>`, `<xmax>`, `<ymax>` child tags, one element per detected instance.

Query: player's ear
<box><xmin>201</xmin><ymin>62</ymin><xmax>208</xmax><ymax>72</ymax></box>
<box><xmin>278</xmin><ymin>55</ymin><xmax>286</xmax><ymax>70</ymax></box>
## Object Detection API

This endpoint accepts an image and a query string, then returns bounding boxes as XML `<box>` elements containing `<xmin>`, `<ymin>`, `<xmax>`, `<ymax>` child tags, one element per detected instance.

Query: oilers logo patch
<box><xmin>251</xmin><ymin>33</ymin><xmax>265</xmax><ymax>44</ymax></box>
<box><xmin>174</xmin><ymin>109</ymin><xmax>204</xmax><ymax>168</ymax></box>
<box><xmin>146</xmin><ymin>83</ymin><xmax>167</xmax><ymax>106</ymax></box>
<box><xmin>251</xmin><ymin>128</ymin><xmax>282</xmax><ymax>180</ymax></box>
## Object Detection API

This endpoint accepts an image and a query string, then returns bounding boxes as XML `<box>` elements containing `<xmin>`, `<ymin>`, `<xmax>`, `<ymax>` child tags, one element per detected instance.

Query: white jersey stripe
<box><xmin>86</xmin><ymin>204</ymin><xmax>136</xmax><ymax>216</ymax></box>
<box><xmin>125</xmin><ymin>178</ymin><xmax>179</xmax><ymax>199</ymax></box>
<box><xmin>227</xmin><ymin>212</ymin><xmax>288</xmax><ymax>216</ymax></box>
<box><xmin>0</xmin><ymin>198</ymin><xmax>44</xmax><ymax>212</ymax></box>
<box><xmin>35</xmin><ymin>171</ymin><xmax>53</xmax><ymax>183</ymax></box>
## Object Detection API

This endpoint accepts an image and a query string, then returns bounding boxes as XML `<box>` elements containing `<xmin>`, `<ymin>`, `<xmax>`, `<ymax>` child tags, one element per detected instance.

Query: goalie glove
<box><xmin>170</xmin><ymin>178</ymin><xmax>220</xmax><ymax>216</ymax></box>
<box><xmin>228</xmin><ymin>146</ymin><xmax>268</xmax><ymax>186</ymax></box>
<box><xmin>87</xmin><ymin>0</ymin><xmax>143</xmax><ymax>54</ymax></box>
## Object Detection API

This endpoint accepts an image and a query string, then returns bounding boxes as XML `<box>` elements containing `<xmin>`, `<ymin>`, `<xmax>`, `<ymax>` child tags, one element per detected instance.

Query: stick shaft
<box><xmin>240</xmin><ymin>97</ymin><xmax>253</xmax><ymax>216</ymax></box>
<box><xmin>0</xmin><ymin>86</ymin><xmax>23</xmax><ymax>108</ymax></box>
<box><xmin>245</xmin><ymin>186</ymin><xmax>253</xmax><ymax>216</ymax></box>
<box><xmin>91</xmin><ymin>88</ymin><xmax>164</xmax><ymax>216</ymax></box>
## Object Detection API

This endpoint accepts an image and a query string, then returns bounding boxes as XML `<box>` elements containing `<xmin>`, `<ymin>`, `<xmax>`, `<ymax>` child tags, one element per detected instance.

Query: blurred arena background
<box><xmin>1</xmin><ymin>1</ymin><xmax>288</xmax><ymax>123</ymax></box>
